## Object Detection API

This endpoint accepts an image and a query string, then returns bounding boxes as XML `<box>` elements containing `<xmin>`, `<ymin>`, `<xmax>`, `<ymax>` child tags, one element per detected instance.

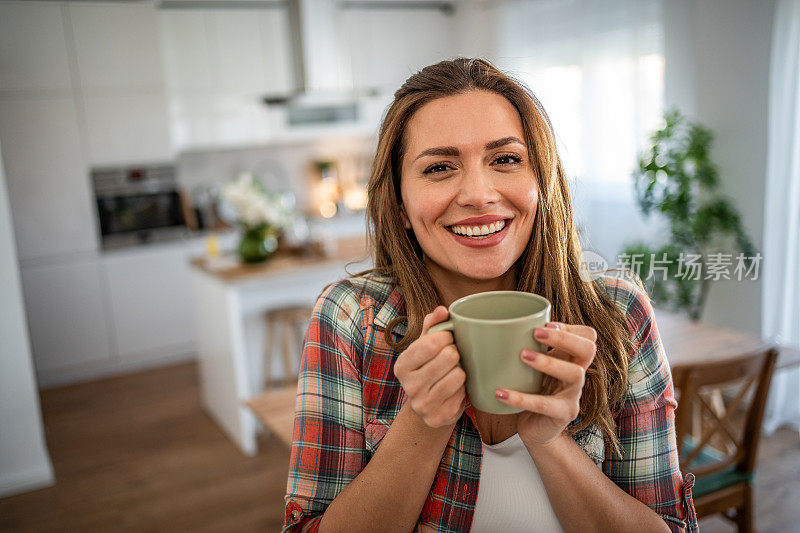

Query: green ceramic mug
<box><xmin>429</xmin><ymin>291</ymin><xmax>552</xmax><ymax>415</ymax></box>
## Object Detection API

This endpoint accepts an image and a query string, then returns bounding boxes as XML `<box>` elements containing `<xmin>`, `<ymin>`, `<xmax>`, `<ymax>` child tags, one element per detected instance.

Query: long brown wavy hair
<box><xmin>361</xmin><ymin>57</ymin><xmax>633</xmax><ymax>448</ymax></box>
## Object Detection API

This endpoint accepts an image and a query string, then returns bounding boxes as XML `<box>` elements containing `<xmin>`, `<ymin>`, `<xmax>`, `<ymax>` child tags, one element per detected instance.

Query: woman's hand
<box><xmin>495</xmin><ymin>321</ymin><xmax>597</xmax><ymax>448</ymax></box>
<box><xmin>394</xmin><ymin>306</ymin><xmax>467</xmax><ymax>429</ymax></box>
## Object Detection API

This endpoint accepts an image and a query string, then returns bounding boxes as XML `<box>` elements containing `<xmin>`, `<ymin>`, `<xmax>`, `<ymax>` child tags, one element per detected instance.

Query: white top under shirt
<box><xmin>469</xmin><ymin>432</ymin><xmax>565</xmax><ymax>532</ymax></box>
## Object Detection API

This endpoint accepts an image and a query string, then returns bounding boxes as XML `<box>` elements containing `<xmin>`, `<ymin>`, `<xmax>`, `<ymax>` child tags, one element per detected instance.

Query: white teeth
<box><xmin>449</xmin><ymin>219</ymin><xmax>507</xmax><ymax>237</ymax></box>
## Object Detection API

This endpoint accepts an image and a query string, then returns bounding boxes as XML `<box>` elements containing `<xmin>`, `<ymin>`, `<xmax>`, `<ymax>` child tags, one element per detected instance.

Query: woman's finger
<box><xmin>401</xmin><ymin>330</ymin><xmax>453</xmax><ymax>370</ymax></box>
<box><xmin>429</xmin><ymin>364</ymin><xmax>466</xmax><ymax>400</ymax></box>
<box><xmin>422</xmin><ymin>306</ymin><xmax>450</xmax><ymax>335</ymax></box>
<box><xmin>416</xmin><ymin>344</ymin><xmax>461</xmax><ymax>385</ymax></box>
<box><xmin>520</xmin><ymin>349</ymin><xmax>585</xmax><ymax>389</ymax></box>
<box><xmin>534</xmin><ymin>326</ymin><xmax>596</xmax><ymax>369</ymax></box>
<box><xmin>546</xmin><ymin>321</ymin><xmax>597</xmax><ymax>342</ymax></box>
<box><xmin>427</xmin><ymin>386</ymin><xmax>466</xmax><ymax>427</ymax></box>
<box><xmin>494</xmin><ymin>389</ymin><xmax>578</xmax><ymax>421</ymax></box>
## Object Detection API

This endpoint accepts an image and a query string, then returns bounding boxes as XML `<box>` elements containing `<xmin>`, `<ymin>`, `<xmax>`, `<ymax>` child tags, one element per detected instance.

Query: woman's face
<box><xmin>399</xmin><ymin>90</ymin><xmax>539</xmax><ymax>285</ymax></box>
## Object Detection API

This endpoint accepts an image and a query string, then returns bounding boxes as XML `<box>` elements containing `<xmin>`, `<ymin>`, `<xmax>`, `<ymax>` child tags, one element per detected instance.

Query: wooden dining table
<box><xmin>654</xmin><ymin>308</ymin><xmax>800</xmax><ymax>372</ymax></box>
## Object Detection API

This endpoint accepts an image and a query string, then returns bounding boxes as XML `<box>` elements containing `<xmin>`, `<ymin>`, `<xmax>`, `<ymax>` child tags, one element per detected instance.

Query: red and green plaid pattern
<box><xmin>283</xmin><ymin>273</ymin><xmax>698</xmax><ymax>532</ymax></box>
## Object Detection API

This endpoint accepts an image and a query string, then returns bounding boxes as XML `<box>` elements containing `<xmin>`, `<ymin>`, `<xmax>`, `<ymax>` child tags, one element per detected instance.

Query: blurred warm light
<box><xmin>319</xmin><ymin>176</ymin><xmax>339</xmax><ymax>198</ymax></box>
<box><xmin>343</xmin><ymin>186</ymin><xmax>368</xmax><ymax>211</ymax></box>
<box><xmin>319</xmin><ymin>201</ymin><xmax>337</xmax><ymax>218</ymax></box>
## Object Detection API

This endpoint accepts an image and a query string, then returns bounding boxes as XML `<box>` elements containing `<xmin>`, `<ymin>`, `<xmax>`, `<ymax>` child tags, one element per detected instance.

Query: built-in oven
<box><xmin>92</xmin><ymin>163</ymin><xmax>188</xmax><ymax>249</ymax></box>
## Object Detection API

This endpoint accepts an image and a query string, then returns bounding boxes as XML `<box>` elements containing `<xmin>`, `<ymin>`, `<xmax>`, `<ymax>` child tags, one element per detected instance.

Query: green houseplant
<box><xmin>620</xmin><ymin>109</ymin><xmax>759</xmax><ymax>320</ymax></box>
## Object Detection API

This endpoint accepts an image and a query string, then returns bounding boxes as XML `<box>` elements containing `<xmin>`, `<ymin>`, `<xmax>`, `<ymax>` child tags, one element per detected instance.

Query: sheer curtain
<box><xmin>762</xmin><ymin>0</ymin><xmax>800</xmax><ymax>435</ymax></box>
<box><xmin>491</xmin><ymin>0</ymin><xmax>667</xmax><ymax>264</ymax></box>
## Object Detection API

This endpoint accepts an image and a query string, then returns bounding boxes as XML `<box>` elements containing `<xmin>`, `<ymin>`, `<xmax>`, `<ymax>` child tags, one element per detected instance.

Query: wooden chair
<box><xmin>246</xmin><ymin>305</ymin><xmax>313</xmax><ymax>447</ymax></box>
<box><xmin>673</xmin><ymin>346</ymin><xmax>779</xmax><ymax>532</ymax></box>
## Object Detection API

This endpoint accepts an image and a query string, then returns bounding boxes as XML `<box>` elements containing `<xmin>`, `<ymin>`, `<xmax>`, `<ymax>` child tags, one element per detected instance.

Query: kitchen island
<box><xmin>189</xmin><ymin>235</ymin><xmax>370</xmax><ymax>455</ymax></box>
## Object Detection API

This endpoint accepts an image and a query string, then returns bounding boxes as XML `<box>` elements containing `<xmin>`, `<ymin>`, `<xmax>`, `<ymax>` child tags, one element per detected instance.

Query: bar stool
<box><xmin>246</xmin><ymin>305</ymin><xmax>313</xmax><ymax>446</ymax></box>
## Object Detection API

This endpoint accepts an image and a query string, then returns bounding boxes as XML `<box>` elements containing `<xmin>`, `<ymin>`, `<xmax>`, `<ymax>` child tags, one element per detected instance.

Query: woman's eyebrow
<box><xmin>413</xmin><ymin>136</ymin><xmax>525</xmax><ymax>161</ymax></box>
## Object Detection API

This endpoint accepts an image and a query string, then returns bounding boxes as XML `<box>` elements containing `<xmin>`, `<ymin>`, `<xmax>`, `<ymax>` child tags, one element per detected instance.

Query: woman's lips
<box><xmin>446</xmin><ymin>219</ymin><xmax>511</xmax><ymax>248</ymax></box>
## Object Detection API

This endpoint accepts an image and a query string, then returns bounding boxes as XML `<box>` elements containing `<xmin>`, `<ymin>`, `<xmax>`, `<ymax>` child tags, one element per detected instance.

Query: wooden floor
<box><xmin>0</xmin><ymin>363</ymin><xmax>290</xmax><ymax>532</ymax></box>
<box><xmin>1</xmin><ymin>362</ymin><xmax>798</xmax><ymax>532</ymax></box>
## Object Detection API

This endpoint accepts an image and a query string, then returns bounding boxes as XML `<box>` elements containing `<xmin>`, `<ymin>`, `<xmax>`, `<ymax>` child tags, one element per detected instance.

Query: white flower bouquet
<box><xmin>221</xmin><ymin>173</ymin><xmax>292</xmax><ymax>263</ymax></box>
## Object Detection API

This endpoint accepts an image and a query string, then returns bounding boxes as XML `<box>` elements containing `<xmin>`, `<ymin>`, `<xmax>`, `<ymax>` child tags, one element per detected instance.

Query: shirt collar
<box><xmin>373</xmin><ymin>284</ymin><xmax>408</xmax><ymax>338</ymax></box>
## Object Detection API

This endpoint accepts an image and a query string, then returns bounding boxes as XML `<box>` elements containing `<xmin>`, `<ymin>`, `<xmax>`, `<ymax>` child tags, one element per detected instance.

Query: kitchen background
<box><xmin>1</xmin><ymin>0</ymin><xmax>795</xmax><ymax>531</ymax></box>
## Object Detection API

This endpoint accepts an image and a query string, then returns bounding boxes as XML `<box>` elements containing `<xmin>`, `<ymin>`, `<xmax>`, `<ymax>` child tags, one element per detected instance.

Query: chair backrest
<box><xmin>673</xmin><ymin>346</ymin><xmax>778</xmax><ymax>478</ymax></box>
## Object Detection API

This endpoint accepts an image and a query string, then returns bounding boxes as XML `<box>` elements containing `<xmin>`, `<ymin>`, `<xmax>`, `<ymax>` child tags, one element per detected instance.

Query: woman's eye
<box><xmin>422</xmin><ymin>163</ymin><xmax>452</xmax><ymax>175</ymax></box>
<box><xmin>494</xmin><ymin>154</ymin><xmax>523</xmax><ymax>166</ymax></box>
<box><xmin>422</xmin><ymin>155</ymin><xmax>521</xmax><ymax>175</ymax></box>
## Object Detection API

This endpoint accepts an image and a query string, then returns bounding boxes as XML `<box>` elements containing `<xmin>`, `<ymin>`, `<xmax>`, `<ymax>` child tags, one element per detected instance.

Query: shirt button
<box><xmin>291</xmin><ymin>509</ymin><xmax>300</xmax><ymax>520</ymax></box>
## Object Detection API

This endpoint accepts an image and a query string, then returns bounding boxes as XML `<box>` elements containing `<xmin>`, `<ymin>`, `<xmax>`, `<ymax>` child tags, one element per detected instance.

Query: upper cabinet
<box><xmin>69</xmin><ymin>3</ymin><xmax>164</xmax><ymax>90</ymax></box>
<box><xmin>158</xmin><ymin>7</ymin><xmax>293</xmax><ymax>150</ymax></box>
<box><xmin>159</xmin><ymin>8</ymin><xmax>292</xmax><ymax>97</ymax></box>
<box><xmin>0</xmin><ymin>2</ymin><xmax>73</xmax><ymax>92</ymax></box>
<box><xmin>156</xmin><ymin>1</ymin><xmax>459</xmax><ymax>151</ymax></box>
<box><xmin>340</xmin><ymin>5</ymin><xmax>457</xmax><ymax>92</ymax></box>
<box><xmin>158</xmin><ymin>10</ymin><xmax>214</xmax><ymax>93</ymax></box>
<box><xmin>0</xmin><ymin>0</ymin><xmax>461</xmax><ymax>160</ymax></box>
<box><xmin>0</xmin><ymin>1</ymin><xmax>175</xmax><ymax>262</ymax></box>
<box><xmin>68</xmin><ymin>3</ymin><xmax>173</xmax><ymax>165</ymax></box>
<box><xmin>209</xmin><ymin>9</ymin><xmax>293</xmax><ymax>97</ymax></box>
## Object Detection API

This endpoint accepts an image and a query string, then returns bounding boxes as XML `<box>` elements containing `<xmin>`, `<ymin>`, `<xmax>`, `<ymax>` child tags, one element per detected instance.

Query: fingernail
<box><xmin>495</xmin><ymin>389</ymin><xmax>508</xmax><ymax>399</ymax></box>
<box><xmin>535</xmin><ymin>328</ymin><xmax>549</xmax><ymax>339</ymax></box>
<box><xmin>546</xmin><ymin>322</ymin><xmax>560</xmax><ymax>330</ymax></box>
<box><xmin>522</xmin><ymin>349</ymin><xmax>537</xmax><ymax>361</ymax></box>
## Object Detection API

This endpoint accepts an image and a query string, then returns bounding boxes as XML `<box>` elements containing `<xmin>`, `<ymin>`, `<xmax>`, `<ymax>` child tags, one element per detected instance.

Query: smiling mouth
<box><xmin>446</xmin><ymin>219</ymin><xmax>510</xmax><ymax>239</ymax></box>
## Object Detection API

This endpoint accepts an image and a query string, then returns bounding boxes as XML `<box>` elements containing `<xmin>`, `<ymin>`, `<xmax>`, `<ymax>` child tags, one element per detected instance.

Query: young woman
<box><xmin>282</xmin><ymin>57</ymin><xmax>697</xmax><ymax>533</ymax></box>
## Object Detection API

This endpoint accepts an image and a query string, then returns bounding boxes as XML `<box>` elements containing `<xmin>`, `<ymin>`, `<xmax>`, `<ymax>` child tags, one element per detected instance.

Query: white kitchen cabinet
<box><xmin>102</xmin><ymin>242</ymin><xmax>195</xmax><ymax>362</ymax></box>
<box><xmin>257</xmin><ymin>10</ymin><xmax>294</xmax><ymax>95</ymax></box>
<box><xmin>0</xmin><ymin>2</ymin><xmax>72</xmax><ymax>92</ymax></box>
<box><xmin>341</xmin><ymin>7</ymin><xmax>457</xmax><ymax>91</ymax></box>
<box><xmin>68</xmin><ymin>3</ymin><xmax>164</xmax><ymax>90</ymax></box>
<box><xmin>158</xmin><ymin>7</ymin><xmax>292</xmax><ymax>150</ymax></box>
<box><xmin>67</xmin><ymin>2</ymin><xmax>173</xmax><ymax>165</ymax></box>
<box><xmin>166</xmin><ymin>93</ymin><xmax>276</xmax><ymax>150</ymax></box>
<box><xmin>209</xmin><ymin>10</ymin><xmax>292</xmax><ymax>96</ymax></box>
<box><xmin>18</xmin><ymin>235</ymin><xmax>222</xmax><ymax>388</ymax></box>
<box><xmin>158</xmin><ymin>10</ymin><xmax>214</xmax><ymax>94</ymax></box>
<box><xmin>0</xmin><ymin>96</ymin><xmax>98</xmax><ymax>261</ymax></box>
<box><xmin>20</xmin><ymin>258</ymin><xmax>113</xmax><ymax>377</ymax></box>
<box><xmin>81</xmin><ymin>90</ymin><xmax>173</xmax><ymax>165</ymax></box>
<box><xmin>159</xmin><ymin>8</ymin><xmax>292</xmax><ymax>97</ymax></box>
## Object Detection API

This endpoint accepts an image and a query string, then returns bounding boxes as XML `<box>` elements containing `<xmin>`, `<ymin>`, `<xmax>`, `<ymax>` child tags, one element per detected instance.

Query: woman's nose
<box><xmin>455</xmin><ymin>166</ymin><xmax>501</xmax><ymax>207</ymax></box>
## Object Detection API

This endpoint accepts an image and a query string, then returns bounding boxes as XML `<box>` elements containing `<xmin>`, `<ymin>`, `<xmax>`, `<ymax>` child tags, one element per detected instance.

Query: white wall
<box><xmin>664</xmin><ymin>0</ymin><xmax>775</xmax><ymax>334</ymax></box>
<box><xmin>0</xmin><ymin>138</ymin><xmax>54</xmax><ymax>497</ymax></box>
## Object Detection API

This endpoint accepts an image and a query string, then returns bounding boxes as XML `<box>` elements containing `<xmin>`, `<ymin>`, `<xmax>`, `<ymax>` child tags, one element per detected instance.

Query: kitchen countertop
<box><xmin>189</xmin><ymin>234</ymin><xmax>369</xmax><ymax>283</ymax></box>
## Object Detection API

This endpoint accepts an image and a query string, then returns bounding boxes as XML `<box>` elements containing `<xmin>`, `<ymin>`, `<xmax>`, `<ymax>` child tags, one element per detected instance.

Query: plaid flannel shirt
<box><xmin>283</xmin><ymin>272</ymin><xmax>698</xmax><ymax>532</ymax></box>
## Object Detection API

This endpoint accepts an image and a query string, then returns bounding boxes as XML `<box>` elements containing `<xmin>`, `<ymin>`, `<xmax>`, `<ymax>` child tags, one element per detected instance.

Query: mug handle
<box><xmin>428</xmin><ymin>321</ymin><xmax>454</xmax><ymax>333</ymax></box>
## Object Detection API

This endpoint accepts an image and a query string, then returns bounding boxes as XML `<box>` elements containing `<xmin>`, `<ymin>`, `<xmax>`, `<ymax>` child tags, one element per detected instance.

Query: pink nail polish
<box><xmin>546</xmin><ymin>322</ymin><xmax>560</xmax><ymax>330</ymax></box>
<box><xmin>522</xmin><ymin>350</ymin><xmax>537</xmax><ymax>361</ymax></box>
<box><xmin>535</xmin><ymin>328</ymin><xmax>549</xmax><ymax>339</ymax></box>
<box><xmin>495</xmin><ymin>390</ymin><xmax>508</xmax><ymax>399</ymax></box>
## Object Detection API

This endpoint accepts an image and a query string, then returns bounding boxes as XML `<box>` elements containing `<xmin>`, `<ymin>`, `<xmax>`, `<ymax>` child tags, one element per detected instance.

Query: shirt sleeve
<box><xmin>282</xmin><ymin>281</ymin><xmax>366</xmax><ymax>532</ymax></box>
<box><xmin>601</xmin><ymin>274</ymin><xmax>699</xmax><ymax>533</ymax></box>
